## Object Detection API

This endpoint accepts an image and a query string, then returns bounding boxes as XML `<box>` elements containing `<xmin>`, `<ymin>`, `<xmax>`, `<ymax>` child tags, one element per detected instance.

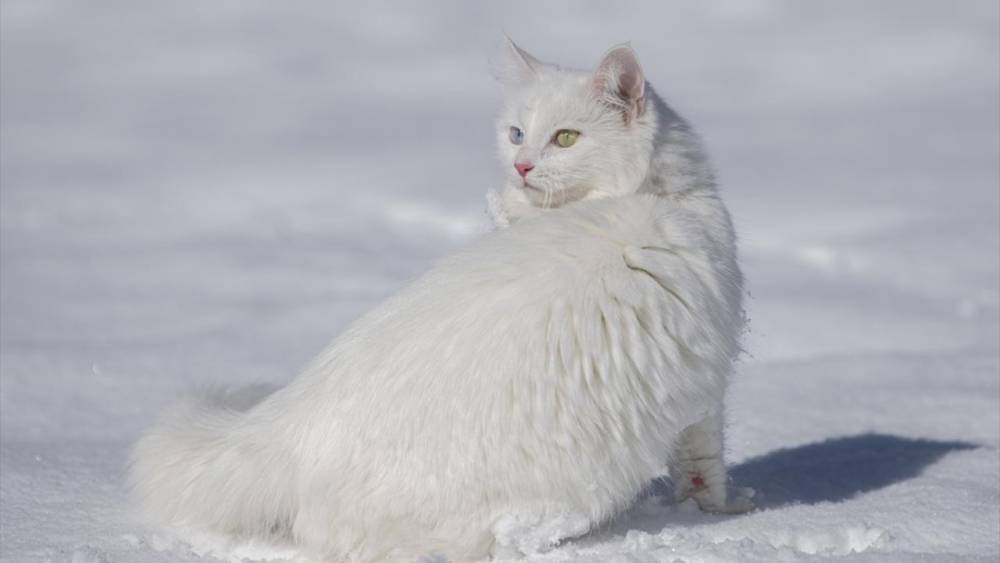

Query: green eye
<box><xmin>554</xmin><ymin>130</ymin><xmax>580</xmax><ymax>148</ymax></box>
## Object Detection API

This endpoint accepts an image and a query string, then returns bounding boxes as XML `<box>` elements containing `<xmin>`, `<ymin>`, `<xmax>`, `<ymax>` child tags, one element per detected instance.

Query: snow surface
<box><xmin>2</xmin><ymin>1</ymin><xmax>998</xmax><ymax>562</ymax></box>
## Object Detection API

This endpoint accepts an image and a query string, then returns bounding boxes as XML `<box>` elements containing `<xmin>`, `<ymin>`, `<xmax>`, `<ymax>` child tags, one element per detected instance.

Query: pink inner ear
<box><xmin>592</xmin><ymin>46</ymin><xmax>646</xmax><ymax>122</ymax></box>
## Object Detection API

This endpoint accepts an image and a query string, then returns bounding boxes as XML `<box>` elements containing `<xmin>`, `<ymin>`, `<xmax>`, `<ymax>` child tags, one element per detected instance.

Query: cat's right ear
<box><xmin>494</xmin><ymin>36</ymin><xmax>543</xmax><ymax>88</ymax></box>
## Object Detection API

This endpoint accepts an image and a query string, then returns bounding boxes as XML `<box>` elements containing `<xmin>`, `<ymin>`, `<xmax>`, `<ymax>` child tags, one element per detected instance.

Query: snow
<box><xmin>1</xmin><ymin>1</ymin><xmax>998</xmax><ymax>562</ymax></box>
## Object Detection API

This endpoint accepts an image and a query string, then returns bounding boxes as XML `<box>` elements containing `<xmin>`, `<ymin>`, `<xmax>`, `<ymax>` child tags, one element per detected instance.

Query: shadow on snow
<box><xmin>652</xmin><ymin>432</ymin><xmax>977</xmax><ymax>510</ymax></box>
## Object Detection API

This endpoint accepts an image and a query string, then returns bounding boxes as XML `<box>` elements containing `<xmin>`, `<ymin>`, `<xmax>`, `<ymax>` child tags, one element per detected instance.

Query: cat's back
<box><xmin>285</xmin><ymin>194</ymin><xmax>671</xmax><ymax>418</ymax></box>
<box><xmin>291</xmin><ymin>192</ymin><xmax>736</xmax><ymax>426</ymax></box>
<box><xmin>370</xmin><ymin>193</ymin><xmax>673</xmax><ymax>337</ymax></box>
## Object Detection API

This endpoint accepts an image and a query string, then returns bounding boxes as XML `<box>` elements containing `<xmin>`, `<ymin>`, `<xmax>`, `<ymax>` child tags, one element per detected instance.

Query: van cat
<box><xmin>129</xmin><ymin>39</ymin><xmax>750</xmax><ymax>563</ymax></box>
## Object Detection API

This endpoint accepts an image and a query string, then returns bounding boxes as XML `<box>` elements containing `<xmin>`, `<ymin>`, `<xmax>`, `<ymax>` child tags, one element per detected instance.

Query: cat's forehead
<box><xmin>502</xmin><ymin>71</ymin><xmax>597</xmax><ymax>125</ymax></box>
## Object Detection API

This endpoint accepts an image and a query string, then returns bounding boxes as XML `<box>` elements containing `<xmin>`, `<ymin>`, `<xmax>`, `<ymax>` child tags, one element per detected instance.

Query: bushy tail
<box><xmin>127</xmin><ymin>388</ymin><xmax>297</xmax><ymax>538</ymax></box>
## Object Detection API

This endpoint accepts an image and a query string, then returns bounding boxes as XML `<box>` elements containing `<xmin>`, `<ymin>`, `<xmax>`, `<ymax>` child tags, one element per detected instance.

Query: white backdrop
<box><xmin>2</xmin><ymin>2</ymin><xmax>997</xmax><ymax>561</ymax></box>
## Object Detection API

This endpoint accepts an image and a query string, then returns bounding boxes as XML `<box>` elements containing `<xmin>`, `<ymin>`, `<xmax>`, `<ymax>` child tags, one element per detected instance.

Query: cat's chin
<box><xmin>520</xmin><ymin>183</ymin><xmax>589</xmax><ymax>209</ymax></box>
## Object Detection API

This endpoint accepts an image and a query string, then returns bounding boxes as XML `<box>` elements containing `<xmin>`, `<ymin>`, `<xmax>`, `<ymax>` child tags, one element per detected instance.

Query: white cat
<box><xmin>129</xmin><ymin>40</ymin><xmax>749</xmax><ymax>563</ymax></box>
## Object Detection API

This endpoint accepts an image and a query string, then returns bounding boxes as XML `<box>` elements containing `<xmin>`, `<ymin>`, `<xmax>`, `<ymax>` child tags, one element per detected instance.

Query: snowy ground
<box><xmin>2</xmin><ymin>1</ymin><xmax>998</xmax><ymax>562</ymax></box>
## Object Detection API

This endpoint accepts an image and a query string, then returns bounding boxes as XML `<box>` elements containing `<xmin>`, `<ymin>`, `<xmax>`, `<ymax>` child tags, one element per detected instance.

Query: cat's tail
<box><xmin>127</xmin><ymin>388</ymin><xmax>297</xmax><ymax>538</ymax></box>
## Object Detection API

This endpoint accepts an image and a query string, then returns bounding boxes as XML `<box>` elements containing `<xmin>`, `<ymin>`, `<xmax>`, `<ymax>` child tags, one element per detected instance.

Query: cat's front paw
<box><xmin>486</xmin><ymin>189</ymin><xmax>511</xmax><ymax>229</ymax></box>
<box><xmin>684</xmin><ymin>486</ymin><xmax>755</xmax><ymax>515</ymax></box>
<box><xmin>720</xmin><ymin>488</ymin><xmax>755</xmax><ymax>514</ymax></box>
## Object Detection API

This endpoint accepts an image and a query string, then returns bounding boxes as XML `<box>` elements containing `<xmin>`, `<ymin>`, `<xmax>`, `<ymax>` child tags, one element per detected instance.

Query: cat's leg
<box><xmin>670</xmin><ymin>411</ymin><xmax>753</xmax><ymax>514</ymax></box>
<box><xmin>488</xmin><ymin>184</ymin><xmax>545</xmax><ymax>227</ymax></box>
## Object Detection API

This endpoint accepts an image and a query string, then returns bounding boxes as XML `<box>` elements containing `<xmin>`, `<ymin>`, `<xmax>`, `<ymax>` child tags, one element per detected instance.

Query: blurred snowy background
<box><xmin>1</xmin><ymin>1</ymin><xmax>997</xmax><ymax>561</ymax></box>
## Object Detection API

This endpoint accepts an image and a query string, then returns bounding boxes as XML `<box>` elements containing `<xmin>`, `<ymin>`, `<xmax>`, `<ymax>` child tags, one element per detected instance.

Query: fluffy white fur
<box><xmin>129</xmin><ymin>40</ymin><xmax>748</xmax><ymax>563</ymax></box>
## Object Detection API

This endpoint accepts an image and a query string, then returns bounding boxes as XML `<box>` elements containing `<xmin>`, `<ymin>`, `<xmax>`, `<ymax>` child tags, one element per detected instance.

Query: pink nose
<box><xmin>514</xmin><ymin>161</ymin><xmax>535</xmax><ymax>178</ymax></box>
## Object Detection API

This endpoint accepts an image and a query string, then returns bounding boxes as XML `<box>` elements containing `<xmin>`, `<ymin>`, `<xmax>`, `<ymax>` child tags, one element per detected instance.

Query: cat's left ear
<box><xmin>591</xmin><ymin>44</ymin><xmax>646</xmax><ymax>124</ymax></box>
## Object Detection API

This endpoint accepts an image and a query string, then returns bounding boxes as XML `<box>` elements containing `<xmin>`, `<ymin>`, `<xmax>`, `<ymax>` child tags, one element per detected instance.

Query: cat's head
<box><xmin>495</xmin><ymin>39</ymin><xmax>658</xmax><ymax>208</ymax></box>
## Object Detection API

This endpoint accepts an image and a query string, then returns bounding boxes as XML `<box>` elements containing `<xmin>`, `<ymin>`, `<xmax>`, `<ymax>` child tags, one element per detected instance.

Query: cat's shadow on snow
<box><xmin>722</xmin><ymin>433</ymin><xmax>975</xmax><ymax>508</ymax></box>
<box><xmin>594</xmin><ymin>433</ymin><xmax>975</xmax><ymax>538</ymax></box>
<box><xmin>661</xmin><ymin>432</ymin><xmax>974</xmax><ymax>511</ymax></box>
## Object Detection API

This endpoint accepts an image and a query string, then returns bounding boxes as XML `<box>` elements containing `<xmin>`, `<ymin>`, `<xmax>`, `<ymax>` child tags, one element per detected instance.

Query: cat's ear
<box><xmin>591</xmin><ymin>44</ymin><xmax>646</xmax><ymax>124</ymax></box>
<box><xmin>495</xmin><ymin>36</ymin><xmax>543</xmax><ymax>88</ymax></box>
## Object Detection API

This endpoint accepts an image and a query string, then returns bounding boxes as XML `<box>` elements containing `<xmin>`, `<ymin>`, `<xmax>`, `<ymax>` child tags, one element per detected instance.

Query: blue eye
<box><xmin>509</xmin><ymin>126</ymin><xmax>524</xmax><ymax>145</ymax></box>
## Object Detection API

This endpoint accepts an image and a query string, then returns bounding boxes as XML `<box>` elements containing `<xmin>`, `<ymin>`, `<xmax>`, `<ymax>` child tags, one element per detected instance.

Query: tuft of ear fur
<box><xmin>591</xmin><ymin>44</ymin><xmax>646</xmax><ymax>124</ymax></box>
<box><xmin>494</xmin><ymin>35</ymin><xmax>544</xmax><ymax>89</ymax></box>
